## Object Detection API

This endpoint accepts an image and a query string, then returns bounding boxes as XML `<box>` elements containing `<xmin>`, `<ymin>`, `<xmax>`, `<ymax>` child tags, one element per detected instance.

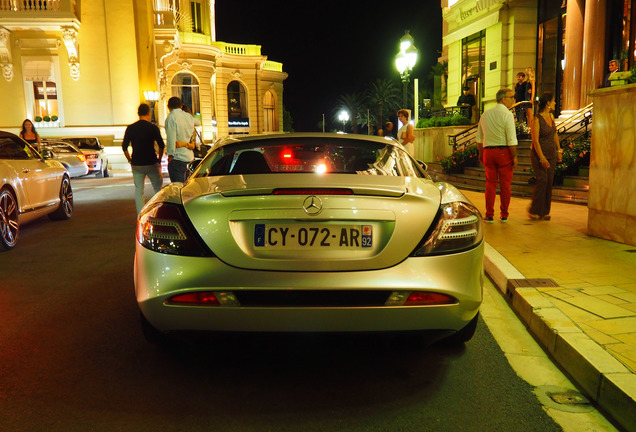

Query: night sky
<box><xmin>215</xmin><ymin>1</ymin><xmax>443</xmax><ymax>132</ymax></box>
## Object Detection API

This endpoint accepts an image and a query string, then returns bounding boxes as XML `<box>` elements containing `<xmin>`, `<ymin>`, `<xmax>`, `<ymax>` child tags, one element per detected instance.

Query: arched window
<box><xmin>227</xmin><ymin>80</ymin><xmax>247</xmax><ymax>119</ymax></box>
<box><xmin>263</xmin><ymin>90</ymin><xmax>277</xmax><ymax>132</ymax></box>
<box><xmin>171</xmin><ymin>72</ymin><xmax>200</xmax><ymax>115</ymax></box>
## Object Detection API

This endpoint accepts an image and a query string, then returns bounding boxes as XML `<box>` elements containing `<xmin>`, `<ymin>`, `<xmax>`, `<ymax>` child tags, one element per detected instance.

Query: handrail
<box><xmin>448</xmin><ymin>124</ymin><xmax>478</xmax><ymax>151</ymax></box>
<box><xmin>447</xmin><ymin>103</ymin><xmax>593</xmax><ymax>153</ymax></box>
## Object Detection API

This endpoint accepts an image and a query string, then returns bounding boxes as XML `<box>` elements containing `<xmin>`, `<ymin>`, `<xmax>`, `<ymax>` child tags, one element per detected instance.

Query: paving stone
<box><xmin>587</xmin><ymin>317</ymin><xmax>636</xmax><ymax>335</ymax></box>
<box><xmin>606</xmin><ymin>343</ymin><xmax>636</xmax><ymax>373</ymax></box>
<box><xmin>579</xmin><ymin>323</ymin><xmax>620</xmax><ymax>345</ymax></box>
<box><xmin>581</xmin><ymin>286</ymin><xmax>630</xmax><ymax>296</ymax></box>
<box><xmin>557</xmin><ymin>294</ymin><xmax>635</xmax><ymax>319</ymax></box>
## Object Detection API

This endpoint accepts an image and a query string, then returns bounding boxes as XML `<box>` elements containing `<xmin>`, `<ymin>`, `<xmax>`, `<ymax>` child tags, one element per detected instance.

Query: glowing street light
<box><xmin>395</xmin><ymin>30</ymin><xmax>418</xmax><ymax>110</ymax></box>
<box><xmin>143</xmin><ymin>90</ymin><xmax>159</xmax><ymax>124</ymax></box>
<box><xmin>338</xmin><ymin>110</ymin><xmax>349</xmax><ymax>132</ymax></box>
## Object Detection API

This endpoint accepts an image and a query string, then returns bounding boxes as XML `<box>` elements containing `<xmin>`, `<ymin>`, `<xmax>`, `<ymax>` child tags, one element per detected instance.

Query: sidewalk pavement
<box><xmin>459</xmin><ymin>190</ymin><xmax>636</xmax><ymax>432</ymax></box>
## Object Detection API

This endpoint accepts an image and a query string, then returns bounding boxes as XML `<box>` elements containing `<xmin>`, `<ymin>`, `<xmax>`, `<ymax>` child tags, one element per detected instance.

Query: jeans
<box><xmin>168</xmin><ymin>159</ymin><xmax>189</xmax><ymax>183</ymax></box>
<box><xmin>132</xmin><ymin>164</ymin><xmax>163</xmax><ymax>214</ymax></box>
<box><xmin>483</xmin><ymin>147</ymin><xmax>514</xmax><ymax>219</ymax></box>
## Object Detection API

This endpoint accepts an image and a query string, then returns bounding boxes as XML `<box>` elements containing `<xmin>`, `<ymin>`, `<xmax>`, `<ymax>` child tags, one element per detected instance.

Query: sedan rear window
<box><xmin>193</xmin><ymin>137</ymin><xmax>423</xmax><ymax>178</ymax></box>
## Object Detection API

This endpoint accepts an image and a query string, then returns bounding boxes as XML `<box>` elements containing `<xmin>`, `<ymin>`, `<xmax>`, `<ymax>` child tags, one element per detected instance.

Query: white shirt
<box><xmin>476</xmin><ymin>103</ymin><xmax>518</xmax><ymax>148</ymax></box>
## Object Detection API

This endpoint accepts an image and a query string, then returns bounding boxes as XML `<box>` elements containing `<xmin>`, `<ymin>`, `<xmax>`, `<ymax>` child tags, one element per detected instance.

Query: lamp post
<box><xmin>143</xmin><ymin>90</ymin><xmax>159</xmax><ymax>124</ymax></box>
<box><xmin>338</xmin><ymin>110</ymin><xmax>349</xmax><ymax>133</ymax></box>
<box><xmin>395</xmin><ymin>30</ymin><xmax>418</xmax><ymax>110</ymax></box>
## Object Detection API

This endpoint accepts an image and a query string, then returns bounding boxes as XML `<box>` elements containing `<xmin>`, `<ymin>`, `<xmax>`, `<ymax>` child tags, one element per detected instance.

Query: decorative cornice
<box><xmin>61</xmin><ymin>26</ymin><xmax>80</xmax><ymax>80</ymax></box>
<box><xmin>0</xmin><ymin>28</ymin><xmax>14</xmax><ymax>81</ymax></box>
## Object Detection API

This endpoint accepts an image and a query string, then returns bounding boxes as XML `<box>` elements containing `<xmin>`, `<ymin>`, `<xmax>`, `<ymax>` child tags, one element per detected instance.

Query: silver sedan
<box><xmin>41</xmin><ymin>141</ymin><xmax>89</xmax><ymax>178</ymax></box>
<box><xmin>134</xmin><ymin>133</ymin><xmax>484</xmax><ymax>344</ymax></box>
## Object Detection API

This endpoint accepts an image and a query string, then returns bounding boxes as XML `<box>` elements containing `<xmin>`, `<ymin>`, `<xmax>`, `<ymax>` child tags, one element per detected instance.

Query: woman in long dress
<box><xmin>396</xmin><ymin>109</ymin><xmax>415</xmax><ymax>156</ymax></box>
<box><xmin>528</xmin><ymin>91</ymin><xmax>562</xmax><ymax>220</ymax></box>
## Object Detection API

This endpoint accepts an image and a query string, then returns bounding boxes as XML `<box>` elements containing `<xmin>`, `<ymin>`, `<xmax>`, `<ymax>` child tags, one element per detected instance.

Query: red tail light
<box><xmin>405</xmin><ymin>292</ymin><xmax>456</xmax><ymax>306</ymax></box>
<box><xmin>166</xmin><ymin>292</ymin><xmax>220</xmax><ymax>306</ymax></box>
<box><xmin>77</xmin><ymin>154</ymin><xmax>86</xmax><ymax>162</ymax></box>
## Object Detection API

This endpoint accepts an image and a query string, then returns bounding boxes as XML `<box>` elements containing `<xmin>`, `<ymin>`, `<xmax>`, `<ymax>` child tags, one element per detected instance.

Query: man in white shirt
<box><xmin>476</xmin><ymin>88</ymin><xmax>518</xmax><ymax>223</ymax></box>
<box><xmin>165</xmin><ymin>96</ymin><xmax>195</xmax><ymax>183</ymax></box>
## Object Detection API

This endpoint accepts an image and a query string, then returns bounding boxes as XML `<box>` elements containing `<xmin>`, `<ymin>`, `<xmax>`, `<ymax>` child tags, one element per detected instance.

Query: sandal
<box><xmin>528</xmin><ymin>213</ymin><xmax>541</xmax><ymax>220</ymax></box>
<box><xmin>542</xmin><ymin>215</ymin><xmax>551</xmax><ymax>220</ymax></box>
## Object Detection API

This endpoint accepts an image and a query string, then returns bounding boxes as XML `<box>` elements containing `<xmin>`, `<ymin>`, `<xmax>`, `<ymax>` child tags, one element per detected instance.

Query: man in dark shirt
<box><xmin>457</xmin><ymin>86</ymin><xmax>476</xmax><ymax>121</ymax></box>
<box><xmin>514</xmin><ymin>72</ymin><xmax>527</xmax><ymax>123</ymax></box>
<box><xmin>122</xmin><ymin>103</ymin><xmax>165</xmax><ymax>214</ymax></box>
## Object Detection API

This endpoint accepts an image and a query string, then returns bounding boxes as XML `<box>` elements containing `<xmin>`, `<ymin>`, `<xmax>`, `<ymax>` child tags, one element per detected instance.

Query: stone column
<box><xmin>580</xmin><ymin>0</ymin><xmax>607</xmax><ymax>106</ymax></box>
<box><xmin>562</xmin><ymin>0</ymin><xmax>584</xmax><ymax>110</ymax></box>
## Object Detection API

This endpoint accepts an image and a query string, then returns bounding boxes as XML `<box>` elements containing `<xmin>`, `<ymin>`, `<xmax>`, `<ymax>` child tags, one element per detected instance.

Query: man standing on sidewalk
<box><xmin>165</xmin><ymin>96</ymin><xmax>194</xmax><ymax>183</ymax></box>
<box><xmin>122</xmin><ymin>103</ymin><xmax>165</xmax><ymax>215</ymax></box>
<box><xmin>476</xmin><ymin>88</ymin><xmax>518</xmax><ymax>223</ymax></box>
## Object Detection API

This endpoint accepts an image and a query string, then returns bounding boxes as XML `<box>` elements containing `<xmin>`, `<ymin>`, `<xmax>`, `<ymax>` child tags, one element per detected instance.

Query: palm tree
<box><xmin>335</xmin><ymin>92</ymin><xmax>365</xmax><ymax>133</ymax></box>
<box><xmin>366</xmin><ymin>79</ymin><xmax>401</xmax><ymax>133</ymax></box>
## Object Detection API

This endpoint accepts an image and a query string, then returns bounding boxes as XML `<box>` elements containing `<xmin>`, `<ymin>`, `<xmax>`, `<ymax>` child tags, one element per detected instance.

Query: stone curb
<box><xmin>483</xmin><ymin>242</ymin><xmax>636</xmax><ymax>432</ymax></box>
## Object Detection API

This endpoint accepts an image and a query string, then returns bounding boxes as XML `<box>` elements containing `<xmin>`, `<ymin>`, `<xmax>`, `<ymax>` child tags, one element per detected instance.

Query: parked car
<box><xmin>60</xmin><ymin>137</ymin><xmax>109</xmax><ymax>177</ymax></box>
<box><xmin>134</xmin><ymin>133</ymin><xmax>484</xmax><ymax>345</ymax></box>
<box><xmin>40</xmin><ymin>140</ymin><xmax>89</xmax><ymax>178</ymax></box>
<box><xmin>0</xmin><ymin>131</ymin><xmax>73</xmax><ymax>251</ymax></box>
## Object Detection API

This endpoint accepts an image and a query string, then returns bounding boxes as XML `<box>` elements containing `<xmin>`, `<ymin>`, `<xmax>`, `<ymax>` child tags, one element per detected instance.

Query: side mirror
<box><xmin>187</xmin><ymin>159</ymin><xmax>202</xmax><ymax>174</ymax></box>
<box><xmin>40</xmin><ymin>148</ymin><xmax>53</xmax><ymax>160</ymax></box>
<box><xmin>417</xmin><ymin>160</ymin><xmax>428</xmax><ymax>171</ymax></box>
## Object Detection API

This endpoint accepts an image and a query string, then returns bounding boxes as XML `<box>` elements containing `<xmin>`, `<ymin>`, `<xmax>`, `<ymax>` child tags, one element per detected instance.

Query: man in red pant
<box><xmin>476</xmin><ymin>88</ymin><xmax>518</xmax><ymax>223</ymax></box>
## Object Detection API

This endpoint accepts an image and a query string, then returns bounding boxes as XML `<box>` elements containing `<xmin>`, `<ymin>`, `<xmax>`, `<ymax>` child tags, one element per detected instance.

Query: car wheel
<box><xmin>49</xmin><ymin>176</ymin><xmax>73</xmax><ymax>220</ymax></box>
<box><xmin>103</xmin><ymin>162</ymin><xmax>110</xmax><ymax>178</ymax></box>
<box><xmin>0</xmin><ymin>188</ymin><xmax>19</xmax><ymax>251</ymax></box>
<box><xmin>445</xmin><ymin>312</ymin><xmax>479</xmax><ymax>345</ymax></box>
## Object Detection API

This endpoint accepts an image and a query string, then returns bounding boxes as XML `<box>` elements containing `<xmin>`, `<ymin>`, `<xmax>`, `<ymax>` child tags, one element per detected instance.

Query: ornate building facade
<box><xmin>0</xmin><ymin>0</ymin><xmax>287</xmax><ymax>143</ymax></box>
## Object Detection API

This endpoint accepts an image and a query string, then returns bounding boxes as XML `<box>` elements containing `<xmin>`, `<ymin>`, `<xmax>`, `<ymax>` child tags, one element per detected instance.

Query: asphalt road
<box><xmin>0</xmin><ymin>175</ymin><xmax>600</xmax><ymax>431</ymax></box>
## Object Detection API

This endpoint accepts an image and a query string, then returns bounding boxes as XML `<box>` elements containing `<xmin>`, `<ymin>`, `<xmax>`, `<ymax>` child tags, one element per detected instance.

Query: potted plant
<box><xmin>43</xmin><ymin>115</ymin><xmax>51</xmax><ymax>122</ymax></box>
<box><xmin>51</xmin><ymin>115</ymin><xmax>58</xmax><ymax>122</ymax></box>
<box><xmin>35</xmin><ymin>116</ymin><xmax>42</xmax><ymax>122</ymax></box>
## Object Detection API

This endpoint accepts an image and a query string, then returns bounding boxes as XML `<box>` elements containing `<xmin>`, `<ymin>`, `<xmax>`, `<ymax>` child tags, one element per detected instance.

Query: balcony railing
<box><xmin>0</xmin><ymin>0</ymin><xmax>79</xmax><ymax>28</ymax></box>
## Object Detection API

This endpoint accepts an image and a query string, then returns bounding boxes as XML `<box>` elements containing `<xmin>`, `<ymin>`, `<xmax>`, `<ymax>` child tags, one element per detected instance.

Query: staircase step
<box><xmin>562</xmin><ymin>176</ymin><xmax>589</xmax><ymax>189</ymax></box>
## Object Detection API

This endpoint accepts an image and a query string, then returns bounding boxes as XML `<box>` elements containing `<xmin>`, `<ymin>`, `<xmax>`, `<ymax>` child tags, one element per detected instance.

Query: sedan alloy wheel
<box><xmin>0</xmin><ymin>188</ymin><xmax>19</xmax><ymax>250</ymax></box>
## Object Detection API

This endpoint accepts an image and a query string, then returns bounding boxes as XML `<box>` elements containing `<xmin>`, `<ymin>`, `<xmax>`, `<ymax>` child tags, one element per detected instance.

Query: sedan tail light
<box><xmin>76</xmin><ymin>154</ymin><xmax>86</xmax><ymax>162</ymax></box>
<box><xmin>385</xmin><ymin>291</ymin><xmax>457</xmax><ymax>306</ymax></box>
<box><xmin>137</xmin><ymin>203</ymin><xmax>214</xmax><ymax>256</ymax></box>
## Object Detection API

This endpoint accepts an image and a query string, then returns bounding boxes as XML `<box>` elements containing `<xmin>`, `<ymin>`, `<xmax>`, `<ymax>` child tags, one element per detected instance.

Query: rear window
<box><xmin>65</xmin><ymin>138</ymin><xmax>101</xmax><ymax>151</ymax></box>
<box><xmin>192</xmin><ymin>137</ymin><xmax>424</xmax><ymax>178</ymax></box>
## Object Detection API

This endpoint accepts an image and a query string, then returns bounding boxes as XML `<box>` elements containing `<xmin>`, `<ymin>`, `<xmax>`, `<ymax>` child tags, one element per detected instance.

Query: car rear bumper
<box><xmin>134</xmin><ymin>242</ymin><xmax>484</xmax><ymax>333</ymax></box>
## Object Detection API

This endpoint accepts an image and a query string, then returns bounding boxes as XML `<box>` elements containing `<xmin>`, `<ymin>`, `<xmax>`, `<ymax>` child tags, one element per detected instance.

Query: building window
<box><xmin>461</xmin><ymin>30</ymin><xmax>485</xmax><ymax>108</ymax></box>
<box><xmin>227</xmin><ymin>81</ymin><xmax>247</xmax><ymax>118</ymax></box>
<box><xmin>171</xmin><ymin>72</ymin><xmax>200</xmax><ymax>115</ymax></box>
<box><xmin>263</xmin><ymin>90</ymin><xmax>277</xmax><ymax>132</ymax></box>
<box><xmin>32</xmin><ymin>81</ymin><xmax>58</xmax><ymax>121</ymax></box>
<box><xmin>190</xmin><ymin>0</ymin><xmax>203</xmax><ymax>33</ymax></box>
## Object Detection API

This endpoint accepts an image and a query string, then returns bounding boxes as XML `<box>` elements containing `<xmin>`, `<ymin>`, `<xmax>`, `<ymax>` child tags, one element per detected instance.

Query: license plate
<box><xmin>254</xmin><ymin>224</ymin><xmax>372</xmax><ymax>248</ymax></box>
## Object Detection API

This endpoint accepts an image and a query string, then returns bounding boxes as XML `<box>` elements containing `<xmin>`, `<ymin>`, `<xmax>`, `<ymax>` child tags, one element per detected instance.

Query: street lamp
<box><xmin>143</xmin><ymin>90</ymin><xmax>159</xmax><ymax>124</ymax></box>
<box><xmin>395</xmin><ymin>30</ymin><xmax>418</xmax><ymax>110</ymax></box>
<box><xmin>338</xmin><ymin>110</ymin><xmax>349</xmax><ymax>132</ymax></box>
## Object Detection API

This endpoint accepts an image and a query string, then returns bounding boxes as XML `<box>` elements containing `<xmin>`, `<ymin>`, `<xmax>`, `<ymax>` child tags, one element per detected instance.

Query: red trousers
<box><xmin>483</xmin><ymin>147</ymin><xmax>514</xmax><ymax>218</ymax></box>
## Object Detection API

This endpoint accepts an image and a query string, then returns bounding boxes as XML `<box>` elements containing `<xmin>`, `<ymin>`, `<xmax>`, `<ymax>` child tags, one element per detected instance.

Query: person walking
<box><xmin>476</xmin><ymin>88</ymin><xmax>518</xmax><ymax>223</ymax></box>
<box><xmin>20</xmin><ymin>119</ymin><xmax>41</xmax><ymax>147</ymax></box>
<box><xmin>122</xmin><ymin>103</ymin><xmax>165</xmax><ymax>214</ymax></box>
<box><xmin>396</xmin><ymin>109</ymin><xmax>415</xmax><ymax>156</ymax></box>
<box><xmin>528</xmin><ymin>91</ymin><xmax>562</xmax><ymax>221</ymax></box>
<box><xmin>165</xmin><ymin>96</ymin><xmax>194</xmax><ymax>183</ymax></box>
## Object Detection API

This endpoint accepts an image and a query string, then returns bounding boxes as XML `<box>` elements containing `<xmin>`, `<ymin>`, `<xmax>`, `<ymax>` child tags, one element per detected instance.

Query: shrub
<box><xmin>555</xmin><ymin>135</ymin><xmax>591</xmax><ymax>178</ymax></box>
<box><xmin>51</xmin><ymin>115</ymin><xmax>58</xmax><ymax>121</ymax></box>
<box><xmin>417</xmin><ymin>113</ymin><xmax>470</xmax><ymax>129</ymax></box>
<box><xmin>35</xmin><ymin>116</ymin><xmax>42</xmax><ymax>122</ymax></box>
<box><xmin>439</xmin><ymin>144</ymin><xmax>479</xmax><ymax>174</ymax></box>
<box><xmin>43</xmin><ymin>115</ymin><xmax>51</xmax><ymax>122</ymax></box>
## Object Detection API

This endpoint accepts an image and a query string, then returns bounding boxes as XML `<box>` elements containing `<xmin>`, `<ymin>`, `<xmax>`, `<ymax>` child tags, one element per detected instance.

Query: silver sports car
<box><xmin>135</xmin><ymin>133</ymin><xmax>483</xmax><ymax>344</ymax></box>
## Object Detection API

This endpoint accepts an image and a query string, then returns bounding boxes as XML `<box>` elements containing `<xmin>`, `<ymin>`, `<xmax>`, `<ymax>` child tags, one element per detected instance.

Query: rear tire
<box><xmin>103</xmin><ymin>163</ymin><xmax>110</xmax><ymax>177</ymax></box>
<box><xmin>0</xmin><ymin>188</ymin><xmax>19</xmax><ymax>251</ymax></box>
<box><xmin>48</xmin><ymin>176</ymin><xmax>73</xmax><ymax>220</ymax></box>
